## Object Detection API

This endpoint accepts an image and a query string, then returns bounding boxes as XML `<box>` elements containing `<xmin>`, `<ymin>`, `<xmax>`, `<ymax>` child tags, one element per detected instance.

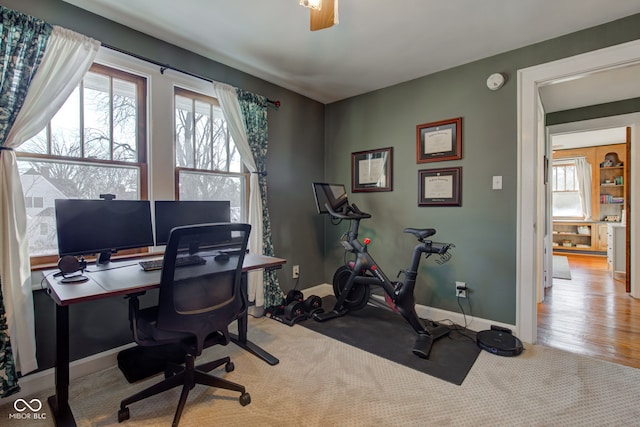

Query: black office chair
<box><xmin>118</xmin><ymin>223</ymin><xmax>252</xmax><ymax>426</ymax></box>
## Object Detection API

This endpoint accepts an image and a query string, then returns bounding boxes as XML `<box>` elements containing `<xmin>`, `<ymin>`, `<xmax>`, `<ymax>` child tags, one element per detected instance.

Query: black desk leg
<box><xmin>230</xmin><ymin>315</ymin><xmax>279</xmax><ymax>366</ymax></box>
<box><xmin>229</xmin><ymin>272</ymin><xmax>279</xmax><ymax>365</ymax></box>
<box><xmin>47</xmin><ymin>304</ymin><xmax>77</xmax><ymax>427</ymax></box>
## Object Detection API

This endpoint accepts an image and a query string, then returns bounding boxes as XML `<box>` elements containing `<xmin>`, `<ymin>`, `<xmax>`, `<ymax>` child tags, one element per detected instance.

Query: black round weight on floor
<box><xmin>285</xmin><ymin>289</ymin><xmax>304</xmax><ymax>305</ymax></box>
<box><xmin>284</xmin><ymin>301</ymin><xmax>305</xmax><ymax>320</ymax></box>
<box><xmin>303</xmin><ymin>295</ymin><xmax>322</xmax><ymax>312</ymax></box>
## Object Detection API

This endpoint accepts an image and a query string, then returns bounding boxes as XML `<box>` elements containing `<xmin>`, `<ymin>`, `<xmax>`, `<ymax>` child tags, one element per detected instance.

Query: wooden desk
<box><xmin>43</xmin><ymin>253</ymin><xmax>285</xmax><ymax>427</ymax></box>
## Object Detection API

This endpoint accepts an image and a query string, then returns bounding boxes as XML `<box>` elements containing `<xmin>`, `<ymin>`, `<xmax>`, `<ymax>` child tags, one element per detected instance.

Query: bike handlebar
<box><xmin>324</xmin><ymin>202</ymin><xmax>372</xmax><ymax>220</ymax></box>
<box><xmin>423</xmin><ymin>241</ymin><xmax>452</xmax><ymax>255</ymax></box>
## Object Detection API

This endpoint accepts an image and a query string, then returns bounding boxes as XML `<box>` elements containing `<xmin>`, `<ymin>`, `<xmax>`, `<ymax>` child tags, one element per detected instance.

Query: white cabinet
<box><xmin>607</xmin><ymin>224</ymin><xmax>626</xmax><ymax>276</ymax></box>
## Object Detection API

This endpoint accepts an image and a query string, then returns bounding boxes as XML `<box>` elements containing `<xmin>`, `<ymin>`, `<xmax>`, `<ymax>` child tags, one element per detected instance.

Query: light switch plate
<box><xmin>492</xmin><ymin>176</ymin><xmax>502</xmax><ymax>190</ymax></box>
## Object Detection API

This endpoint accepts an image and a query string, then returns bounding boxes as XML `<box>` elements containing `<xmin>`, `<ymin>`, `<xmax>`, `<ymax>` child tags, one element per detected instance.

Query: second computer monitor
<box><xmin>154</xmin><ymin>200</ymin><xmax>231</xmax><ymax>246</ymax></box>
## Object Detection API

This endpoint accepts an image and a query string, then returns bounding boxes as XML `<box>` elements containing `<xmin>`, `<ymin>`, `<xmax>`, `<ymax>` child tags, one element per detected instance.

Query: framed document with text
<box><xmin>351</xmin><ymin>147</ymin><xmax>393</xmax><ymax>192</ymax></box>
<box><xmin>418</xmin><ymin>167</ymin><xmax>462</xmax><ymax>206</ymax></box>
<box><xmin>416</xmin><ymin>117</ymin><xmax>462</xmax><ymax>163</ymax></box>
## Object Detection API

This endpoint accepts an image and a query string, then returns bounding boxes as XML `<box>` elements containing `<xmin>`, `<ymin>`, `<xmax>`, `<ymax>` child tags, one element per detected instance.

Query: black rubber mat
<box><xmin>300</xmin><ymin>296</ymin><xmax>480</xmax><ymax>385</ymax></box>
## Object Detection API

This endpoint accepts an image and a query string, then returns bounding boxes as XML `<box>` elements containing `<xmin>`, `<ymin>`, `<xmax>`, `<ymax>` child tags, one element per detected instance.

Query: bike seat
<box><xmin>403</xmin><ymin>228</ymin><xmax>436</xmax><ymax>240</ymax></box>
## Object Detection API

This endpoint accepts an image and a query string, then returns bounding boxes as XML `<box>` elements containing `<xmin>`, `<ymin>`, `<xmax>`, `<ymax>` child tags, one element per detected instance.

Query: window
<box><xmin>174</xmin><ymin>88</ymin><xmax>247</xmax><ymax>222</ymax></box>
<box><xmin>17</xmin><ymin>64</ymin><xmax>147</xmax><ymax>262</ymax></box>
<box><xmin>552</xmin><ymin>160</ymin><xmax>584</xmax><ymax>218</ymax></box>
<box><xmin>25</xmin><ymin>196</ymin><xmax>44</xmax><ymax>208</ymax></box>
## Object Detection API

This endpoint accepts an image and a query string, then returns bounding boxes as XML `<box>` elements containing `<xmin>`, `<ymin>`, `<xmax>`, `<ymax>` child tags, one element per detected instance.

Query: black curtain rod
<box><xmin>102</xmin><ymin>43</ymin><xmax>281</xmax><ymax>109</ymax></box>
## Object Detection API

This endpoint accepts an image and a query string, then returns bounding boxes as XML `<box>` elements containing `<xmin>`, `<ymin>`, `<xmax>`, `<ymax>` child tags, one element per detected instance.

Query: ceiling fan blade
<box><xmin>310</xmin><ymin>0</ymin><xmax>338</xmax><ymax>31</ymax></box>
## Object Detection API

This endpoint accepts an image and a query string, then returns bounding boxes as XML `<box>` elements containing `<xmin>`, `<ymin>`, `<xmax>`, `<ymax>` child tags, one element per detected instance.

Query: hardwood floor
<box><xmin>538</xmin><ymin>254</ymin><xmax>640</xmax><ymax>368</ymax></box>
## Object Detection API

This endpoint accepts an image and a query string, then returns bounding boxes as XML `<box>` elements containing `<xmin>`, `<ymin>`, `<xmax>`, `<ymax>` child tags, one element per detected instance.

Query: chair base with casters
<box><xmin>117</xmin><ymin>223</ymin><xmax>254</xmax><ymax>426</ymax></box>
<box><xmin>117</xmin><ymin>348</ymin><xmax>251</xmax><ymax>426</ymax></box>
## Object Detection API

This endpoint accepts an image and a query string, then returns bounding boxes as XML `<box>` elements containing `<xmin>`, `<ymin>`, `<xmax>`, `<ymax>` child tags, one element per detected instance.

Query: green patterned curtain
<box><xmin>236</xmin><ymin>89</ymin><xmax>283</xmax><ymax>308</ymax></box>
<box><xmin>0</xmin><ymin>6</ymin><xmax>51</xmax><ymax>397</ymax></box>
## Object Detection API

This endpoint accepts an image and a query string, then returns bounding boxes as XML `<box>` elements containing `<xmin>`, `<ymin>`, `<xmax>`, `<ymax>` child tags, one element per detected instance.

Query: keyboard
<box><xmin>139</xmin><ymin>255</ymin><xmax>206</xmax><ymax>271</ymax></box>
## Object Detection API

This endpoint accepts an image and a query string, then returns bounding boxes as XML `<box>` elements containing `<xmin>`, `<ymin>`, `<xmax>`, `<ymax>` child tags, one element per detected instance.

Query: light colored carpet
<box><xmin>2</xmin><ymin>316</ymin><xmax>640</xmax><ymax>426</ymax></box>
<box><xmin>553</xmin><ymin>255</ymin><xmax>572</xmax><ymax>280</ymax></box>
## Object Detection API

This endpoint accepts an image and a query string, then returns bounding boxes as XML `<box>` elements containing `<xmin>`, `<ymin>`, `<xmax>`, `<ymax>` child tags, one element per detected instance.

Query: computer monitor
<box><xmin>55</xmin><ymin>199</ymin><xmax>154</xmax><ymax>264</ymax></box>
<box><xmin>312</xmin><ymin>182</ymin><xmax>348</xmax><ymax>214</ymax></box>
<box><xmin>154</xmin><ymin>200</ymin><xmax>232</xmax><ymax>246</ymax></box>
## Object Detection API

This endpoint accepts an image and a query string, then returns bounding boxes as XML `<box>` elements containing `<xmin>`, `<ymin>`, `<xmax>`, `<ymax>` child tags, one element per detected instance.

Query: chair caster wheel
<box><xmin>117</xmin><ymin>407</ymin><xmax>130</xmax><ymax>422</ymax></box>
<box><xmin>239</xmin><ymin>392</ymin><xmax>251</xmax><ymax>406</ymax></box>
<box><xmin>225</xmin><ymin>361</ymin><xmax>235</xmax><ymax>372</ymax></box>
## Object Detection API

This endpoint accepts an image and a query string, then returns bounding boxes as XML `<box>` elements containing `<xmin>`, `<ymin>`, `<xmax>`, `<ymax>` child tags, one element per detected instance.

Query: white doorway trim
<box><xmin>516</xmin><ymin>39</ymin><xmax>640</xmax><ymax>344</ymax></box>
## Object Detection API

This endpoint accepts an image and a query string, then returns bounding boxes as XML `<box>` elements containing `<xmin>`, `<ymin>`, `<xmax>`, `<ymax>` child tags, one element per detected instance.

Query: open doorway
<box><xmin>537</xmin><ymin>126</ymin><xmax>637</xmax><ymax>367</ymax></box>
<box><xmin>516</xmin><ymin>39</ymin><xmax>640</xmax><ymax>349</ymax></box>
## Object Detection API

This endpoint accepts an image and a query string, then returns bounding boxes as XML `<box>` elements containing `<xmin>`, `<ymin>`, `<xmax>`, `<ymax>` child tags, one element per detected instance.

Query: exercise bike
<box><xmin>312</xmin><ymin>182</ymin><xmax>454</xmax><ymax>359</ymax></box>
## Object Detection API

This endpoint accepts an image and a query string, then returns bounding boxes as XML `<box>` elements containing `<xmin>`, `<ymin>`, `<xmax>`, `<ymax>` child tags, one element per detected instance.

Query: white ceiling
<box><xmin>62</xmin><ymin>0</ymin><xmax>640</xmax><ymax>105</ymax></box>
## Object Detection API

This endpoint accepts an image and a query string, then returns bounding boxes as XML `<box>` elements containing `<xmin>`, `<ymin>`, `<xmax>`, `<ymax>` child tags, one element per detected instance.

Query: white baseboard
<box><xmin>304</xmin><ymin>283</ymin><xmax>515</xmax><ymax>333</ymax></box>
<box><xmin>1</xmin><ymin>342</ymin><xmax>135</xmax><ymax>403</ymax></box>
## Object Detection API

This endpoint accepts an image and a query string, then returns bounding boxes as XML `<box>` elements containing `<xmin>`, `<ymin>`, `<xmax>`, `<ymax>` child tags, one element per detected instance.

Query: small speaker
<box><xmin>57</xmin><ymin>255</ymin><xmax>88</xmax><ymax>284</ymax></box>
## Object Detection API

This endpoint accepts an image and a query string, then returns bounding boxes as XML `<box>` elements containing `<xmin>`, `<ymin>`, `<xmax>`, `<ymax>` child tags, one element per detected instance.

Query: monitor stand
<box><xmin>96</xmin><ymin>251</ymin><xmax>112</xmax><ymax>265</ymax></box>
<box><xmin>60</xmin><ymin>275</ymin><xmax>88</xmax><ymax>284</ymax></box>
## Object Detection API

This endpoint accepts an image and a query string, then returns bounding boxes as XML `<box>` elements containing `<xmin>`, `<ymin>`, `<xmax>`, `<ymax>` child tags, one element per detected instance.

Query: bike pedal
<box><xmin>412</xmin><ymin>334</ymin><xmax>434</xmax><ymax>359</ymax></box>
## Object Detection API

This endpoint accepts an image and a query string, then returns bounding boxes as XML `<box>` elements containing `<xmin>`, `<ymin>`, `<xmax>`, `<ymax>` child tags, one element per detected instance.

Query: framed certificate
<box><xmin>418</xmin><ymin>167</ymin><xmax>462</xmax><ymax>206</ymax></box>
<box><xmin>351</xmin><ymin>147</ymin><xmax>393</xmax><ymax>192</ymax></box>
<box><xmin>416</xmin><ymin>117</ymin><xmax>462</xmax><ymax>163</ymax></box>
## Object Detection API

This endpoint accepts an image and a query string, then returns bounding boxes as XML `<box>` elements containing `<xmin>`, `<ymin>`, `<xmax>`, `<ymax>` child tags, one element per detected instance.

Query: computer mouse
<box><xmin>214</xmin><ymin>253</ymin><xmax>230</xmax><ymax>262</ymax></box>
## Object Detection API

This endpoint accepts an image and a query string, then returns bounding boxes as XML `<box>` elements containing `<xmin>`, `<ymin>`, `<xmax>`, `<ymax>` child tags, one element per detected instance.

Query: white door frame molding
<box><xmin>516</xmin><ymin>39</ymin><xmax>640</xmax><ymax>344</ymax></box>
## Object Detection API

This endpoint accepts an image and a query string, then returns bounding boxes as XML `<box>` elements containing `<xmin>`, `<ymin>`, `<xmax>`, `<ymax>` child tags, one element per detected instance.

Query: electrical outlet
<box><xmin>455</xmin><ymin>281</ymin><xmax>467</xmax><ymax>298</ymax></box>
<box><xmin>292</xmin><ymin>265</ymin><xmax>299</xmax><ymax>279</ymax></box>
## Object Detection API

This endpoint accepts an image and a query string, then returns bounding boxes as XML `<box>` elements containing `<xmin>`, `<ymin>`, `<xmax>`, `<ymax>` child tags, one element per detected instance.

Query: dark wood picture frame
<box><xmin>351</xmin><ymin>147</ymin><xmax>393</xmax><ymax>192</ymax></box>
<box><xmin>418</xmin><ymin>167</ymin><xmax>462</xmax><ymax>206</ymax></box>
<box><xmin>416</xmin><ymin>117</ymin><xmax>462</xmax><ymax>163</ymax></box>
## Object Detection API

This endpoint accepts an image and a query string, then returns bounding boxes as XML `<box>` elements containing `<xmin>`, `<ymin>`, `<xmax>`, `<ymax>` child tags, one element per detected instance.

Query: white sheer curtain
<box><xmin>575</xmin><ymin>157</ymin><xmax>592</xmax><ymax>220</ymax></box>
<box><xmin>212</xmin><ymin>82</ymin><xmax>265</xmax><ymax>309</ymax></box>
<box><xmin>0</xmin><ymin>27</ymin><xmax>99</xmax><ymax>373</ymax></box>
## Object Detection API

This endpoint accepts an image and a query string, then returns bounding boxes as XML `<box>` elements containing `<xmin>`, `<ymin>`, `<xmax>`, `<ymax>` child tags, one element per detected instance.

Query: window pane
<box><xmin>565</xmin><ymin>166</ymin><xmax>576</xmax><ymax>190</ymax></box>
<box><xmin>178</xmin><ymin>170</ymin><xmax>244</xmax><ymax>222</ymax></box>
<box><xmin>17</xmin><ymin>126</ymin><xmax>47</xmax><ymax>154</ymax></box>
<box><xmin>113</xmin><ymin>79</ymin><xmax>138</xmax><ymax>162</ymax></box>
<box><xmin>194</xmin><ymin>100</ymin><xmax>212</xmax><ymax>170</ymax></box>
<box><xmin>556</xmin><ymin>166</ymin><xmax>566</xmax><ymax>191</ymax></box>
<box><xmin>19</xmin><ymin>159</ymin><xmax>141</xmax><ymax>256</ymax></box>
<box><xmin>175</xmin><ymin>94</ymin><xmax>193</xmax><ymax>168</ymax></box>
<box><xmin>553</xmin><ymin>191</ymin><xmax>583</xmax><ymax>217</ymax></box>
<box><xmin>51</xmin><ymin>86</ymin><xmax>82</xmax><ymax>157</ymax></box>
<box><xmin>210</xmin><ymin>114</ymin><xmax>227</xmax><ymax>171</ymax></box>
<box><xmin>84</xmin><ymin>72</ymin><xmax>111</xmax><ymax>160</ymax></box>
<box><xmin>229</xmin><ymin>138</ymin><xmax>241</xmax><ymax>173</ymax></box>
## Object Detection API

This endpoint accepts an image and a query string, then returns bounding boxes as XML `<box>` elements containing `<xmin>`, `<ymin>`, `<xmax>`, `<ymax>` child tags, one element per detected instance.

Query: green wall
<box><xmin>324</xmin><ymin>13</ymin><xmax>640</xmax><ymax>324</ymax></box>
<box><xmin>547</xmin><ymin>97</ymin><xmax>640</xmax><ymax>125</ymax></box>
